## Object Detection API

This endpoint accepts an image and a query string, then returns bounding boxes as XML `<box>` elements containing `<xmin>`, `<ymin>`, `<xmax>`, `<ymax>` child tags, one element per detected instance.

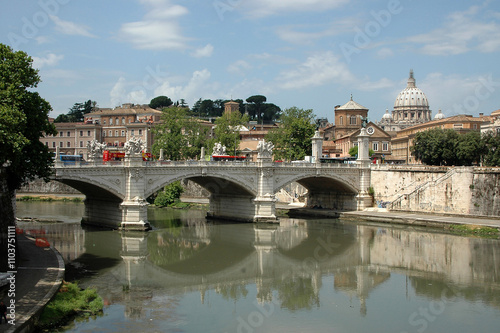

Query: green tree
<box><xmin>209</xmin><ymin>111</ymin><xmax>249</xmax><ymax>156</ymax></box>
<box><xmin>55</xmin><ymin>100</ymin><xmax>96</xmax><ymax>123</ymax></box>
<box><xmin>246</xmin><ymin>95</ymin><xmax>267</xmax><ymax>122</ymax></box>
<box><xmin>411</xmin><ymin>128</ymin><xmax>483</xmax><ymax>166</ymax></box>
<box><xmin>152</xmin><ymin>107</ymin><xmax>208</xmax><ymax>160</ymax></box>
<box><xmin>0</xmin><ymin>44</ymin><xmax>56</xmax><ymax>270</ymax></box>
<box><xmin>154</xmin><ymin>181</ymin><xmax>184</xmax><ymax>207</ymax></box>
<box><xmin>348</xmin><ymin>145</ymin><xmax>374</xmax><ymax>158</ymax></box>
<box><xmin>481</xmin><ymin>132</ymin><xmax>500</xmax><ymax>166</ymax></box>
<box><xmin>265</xmin><ymin>107</ymin><xmax>316</xmax><ymax>161</ymax></box>
<box><xmin>149</xmin><ymin>95</ymin><xmax>173</xmax><ymax>110</ymax></box>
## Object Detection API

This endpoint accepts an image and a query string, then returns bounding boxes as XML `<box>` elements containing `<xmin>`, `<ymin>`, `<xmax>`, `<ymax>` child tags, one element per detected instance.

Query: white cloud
<box><xmin>406</xmin><ymin>5</ymin><xmax>500</xmax><ymax>55</ymax></box>
<box><xmin>227</xmin><ymin>60</ymin><xmax>252</xmax><ymax>75</ymax></box>
<box><xmin>119</xmin><ymin>0</ymin><xmax>189</xmax><ymax>50</ymax></box>
<box><xmin>240</xmin><ymin>0</ymin><xmax>349</xmax><ymax>18</ymax></box>
<box><xmin>276</xmin><ymin>51</ymin><xmax>394</xmax><ymax>93</ymax></box>
<box><xmin>32</xmin><ymin>53</ymin><xmax>64</xmax><ymax>69</ymax></box>
<box><xmin>277</xmin><ymin>52</ymin><xmax>355</xmax><ymax>90</ymax></box>
<box><xmin>50</xmin><ymin>15</ymin><xmax>96</xmax><ymax>38</ymax></box>
<box><xmin>191</xmin><ymin>44</ymin><xmax>214</xmax><ymax>58</ymax></box>
<box><xmin>275</xmin><ymin>19</ymin><xmax>356</xmax><ymax>45</ymax></box>
<box><xmin>154</xmin><ymin>69</ymin><xmax>214</xmax><ymax>106</ymax></box>
<box><xmin>376</xmin><ymin>48</ymin><xmax>394</xmax><ymax>59</ymax></box>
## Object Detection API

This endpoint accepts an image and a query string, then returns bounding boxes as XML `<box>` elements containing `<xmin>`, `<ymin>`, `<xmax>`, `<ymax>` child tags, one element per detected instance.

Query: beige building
<box><xmin>41</xmin><ymin>103</ymin><xmax>162</xmax><ymax>159</ymax></box>
<box><xmin>334</xmin><ymin>122</ymin><xmax>392</xmax><ymax>161</ymax></box>
<box><xmin>333</xmin><ymin>96</ymin><xmax>369</xmax><ymax>139</ymax></box>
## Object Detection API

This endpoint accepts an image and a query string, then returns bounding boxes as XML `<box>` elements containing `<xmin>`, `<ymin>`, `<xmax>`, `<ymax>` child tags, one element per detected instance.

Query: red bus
<box><xmin>103</xmin><ymin>151</ymin><xmax>153</xmax><ymax>161</ymax></box>
<box><xmin>212</xmin><ymin>155</ymin><xmax>246</xmax><ymax>161</ymax></box>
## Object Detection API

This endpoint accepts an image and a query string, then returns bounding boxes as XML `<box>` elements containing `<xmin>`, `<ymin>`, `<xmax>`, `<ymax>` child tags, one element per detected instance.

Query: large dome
<box><xmin>394</xmin><ymin>70</ymin><xmax>429</xmax><ymax>109</ymax></box>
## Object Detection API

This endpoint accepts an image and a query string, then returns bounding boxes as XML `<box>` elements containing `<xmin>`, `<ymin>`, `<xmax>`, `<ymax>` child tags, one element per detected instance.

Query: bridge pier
<box><xmin>121</xmin><ymin>156</ymin><xmax>151</xmax><ymax>231</ymax></box>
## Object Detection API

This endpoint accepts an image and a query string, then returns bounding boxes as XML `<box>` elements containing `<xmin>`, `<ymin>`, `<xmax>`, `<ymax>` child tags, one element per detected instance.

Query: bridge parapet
<box><xmin>53</xmin><ymin>157</ymin><xmax>370</xmax><ymax>229</ymax></box>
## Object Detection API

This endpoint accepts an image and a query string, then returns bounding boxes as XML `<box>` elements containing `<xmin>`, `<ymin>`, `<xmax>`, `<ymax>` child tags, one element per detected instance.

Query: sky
<box><xmin>1</xmin><ymin>0</ymin><xmax>500</xmax><ymax>122</ymax></box>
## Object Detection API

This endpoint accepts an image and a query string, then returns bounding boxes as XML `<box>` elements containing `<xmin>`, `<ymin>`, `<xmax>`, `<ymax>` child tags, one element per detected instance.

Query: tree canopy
<box><xmin>149</xmin><ymin>95</ymin><xmax>173</xmax><ymax>110</ymax></box>
<box><xmin>151</xmin><ymin>107</ymin><xmax>209</xmax><ymax>160</ymax></box>
<box><xmin>265</xmin><ymin>107</ymin><xmax>316</xmax><ymax>161</ymax></box>
<box><xmin>0</xmin><ymin>43</ymin><xmax>57</xmax><ymax>190</ymax></box>
<box><xmin>348</xmin><ymin>145</ymin><xmax>374</xmax><ymax>158</ymax></box>
<box><xmin>411</xmin><ymin>128</ymin><xmax>490</xmax><ymax>166</ymax></box>
<box><xmin>55</xmin><ymin>100</ymin><xmax>96</xmax><ymax>123</ymax></box>
<box><xmin>209</xmin><ymin>111</ymin><xmax>249</xmax><ymax>156</ymax></box>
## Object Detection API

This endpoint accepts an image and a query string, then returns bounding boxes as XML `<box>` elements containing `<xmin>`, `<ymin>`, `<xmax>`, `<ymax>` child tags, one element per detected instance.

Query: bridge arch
<box><xmin>145</xmin><ymin>173</ymin><xmax>256</xmax><ymax>199</ymax></box>
<box><xmin>275</xmin><ymin>174</ymin><xmax>360</xmax><ymax>211</ymax></box>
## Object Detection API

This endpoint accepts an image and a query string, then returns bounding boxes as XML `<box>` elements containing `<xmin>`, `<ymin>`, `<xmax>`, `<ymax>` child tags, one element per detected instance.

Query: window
<box><xmin>115</xmin><ymin>130</ymin><xmax>118</xmax><ymax>137</ymax></box>
<box><xmin>382</xmin><ymin>142</ymin><xmax>389</xmax><ymax>151</ymax></box>
<box><xmin>45</xmin><ymin>142</ymin><xmax>48</xmax><ymax>147</ymax></box>
<box><xmin>453</xmin><ymin>123</ymin><xmax>463</xmax><ymax>129</ymax></box>
<box><xmin>67</xmin><ymin>142</ymin><xmax>71</xmax><ymax>148</ymax></box>
<box><xmin>80</xmin><ymin>141</ymin><xmax>83</xmax><ymax>147</ymax></box>
<box><xmin>115</xmin><ymin>118</ymin><xmax>119</xmax><ymax>125</ymax></box>
<box><xmin>103</xmin><ymin>119</ymin><xmax>107</xmax><ymax>125</ymax></box>
<box><xmin>80</xmin><ymin>131</ymin><xmax>83</xmax><ymax>136</ymax></box>
<box><xmin>372</xmin><ymin>142</ymin><xmax>379</xmax><ymax>151</ymax></box>
<box><xmin>59</xmin><ymin>142</ymin><xmax>63</xmax><ymax>147</ymax></box>
<box><xmin>138</xmin><ymin>129</ymin><xmax>142</xmax><ymax>135</ymax></box>
<box><xmin>122</xmin><ymin>117</ymin><xmax>125</xmax><ymax>125</ymax></box>
<box><xmin>339</xmin><ymin>116</ymin><xmax>343</xmax><ymax>125</ymax></box>
<box><xmin>52</xmin><ymin>142</ymin><xmax>55</xmax><ymax>148</ymax></box>
<box><xmin>109</xmin><ymin>130</ymin><xmax>112</xmax><ymax>137</ymax></box>
<box><xmin>350</xmin><ymin>116</ymin><xmax>357</xmax><ymax>125</ymax></box>
<box><xmin>59</xmin><ymin>131</ymin><xmax>63</xmax><ymax>137</ymax></box>
<box><xmin>121</xmin><ymin>130</ymin><xmax>125</xmax><ymax>136</ymax></box>
<box><xmin>131</xmin><ymin>129</ymin><xmax>135</xmax><ymax>136</ymax></box>
<box><xmin>88</xmin><ymin>130</ymin><xmax>91</xmax><ymax>136</ymax></box>
<box><xmin>67</xmin><ymin>131</ymin><xmax>71</xmax><ymax>137</ymax></box>
<box><xmin>110</xmin><ymin>118</ymin><xmax>113</xmax><ymax>125</ymax></box>
<box><xmin>103</xmin><ymin>131</ymin><xmax>105</xmax><ymax>137</ymax></box>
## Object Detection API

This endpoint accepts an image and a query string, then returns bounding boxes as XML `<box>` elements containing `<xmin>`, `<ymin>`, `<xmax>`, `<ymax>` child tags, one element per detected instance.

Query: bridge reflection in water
<box><xmin>19</xmin><ymin>214</ymin><xmax>500</xmax><ymax>330</ymax></box>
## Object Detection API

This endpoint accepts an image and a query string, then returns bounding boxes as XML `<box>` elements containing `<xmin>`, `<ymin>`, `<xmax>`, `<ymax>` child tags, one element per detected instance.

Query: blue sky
<box><xmin>1</xmin><ymin>0</ymin><xmax>500</xmax><ymax>122</ymax></box>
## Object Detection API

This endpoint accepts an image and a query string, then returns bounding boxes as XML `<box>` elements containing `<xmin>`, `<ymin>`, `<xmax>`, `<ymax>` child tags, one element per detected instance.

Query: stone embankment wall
<box><xmin>19</xmin><ymin>178</ymin><xmax>81</xmax><ymax>194</ymax></box>
<box><xmin>371</xmin><ymin>165</ymin><xmax>500</xmax><ymax>216</ymax></box>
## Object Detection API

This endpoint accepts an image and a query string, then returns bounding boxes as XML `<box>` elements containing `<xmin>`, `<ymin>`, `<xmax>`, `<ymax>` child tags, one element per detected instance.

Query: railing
<box><xmin>54</xmin><ymin>160</ymin><xmax>362</xmax><ymax>169</ymax></box>
<box><xmin>389</xmin><ymin>167</ymin><xmax>462</xmax><ymax>210</ymax></box>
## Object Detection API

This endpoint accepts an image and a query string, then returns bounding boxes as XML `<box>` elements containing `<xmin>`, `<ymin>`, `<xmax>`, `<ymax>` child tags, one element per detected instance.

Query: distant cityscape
<box><xmin>41</xmin><ymin>70</ymin><xmax>500</xmax><ymax>165</ymax></box>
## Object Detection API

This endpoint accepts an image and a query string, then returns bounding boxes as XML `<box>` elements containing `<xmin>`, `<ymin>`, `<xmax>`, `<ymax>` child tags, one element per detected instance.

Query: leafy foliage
<box><xmin>152</xmin><ymin>107</ymin><xmax>209</xmax><ymax>160</ymax></box>
<box><xmin>348</xmin><ymin>145</ymin><xmax>374</xmax><ymax>158</ymax></box>
<box><xmin>411</xmin><ymin>128</ymin><xmax>490</xmax><ymax>166</ymax></box>
<box><xmin>481</xmin><ymin>132</ymin><xmax>500</xmax><ymax>167</ymax></box>
<box><xmin>154</xmin><ymin>181</ymin><xmax>184</xmax><ymax>207</ymax></box>
<box><xmin>149</xmin><ymin>95</ymin><xmax>173</xmax><ymax>109</ymax></box>
<box><xmin>0</xmin><ymin>43</ymin><xmax>57</xmax><ymax>190</ymax></box>
<box><xmin>37</xmin><ymin>281</ymin><xmax>103</xmax><ymax>330</ymax></box>
<box><xmin>265</xmin><ymin>107</ymin><xmax>316</xmax><ymax>161</ymax></box>
<box><xmin>209</xmin><ymin>111</ymin><xmax>249</xmax><ymax>155</ymax></box>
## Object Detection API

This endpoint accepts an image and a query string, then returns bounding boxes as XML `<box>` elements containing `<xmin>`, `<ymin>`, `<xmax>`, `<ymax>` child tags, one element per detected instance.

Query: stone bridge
<box><xmin>53</xmin><ymin>132</ymin><xmax>372</xmax><ymax>230</ymax></box>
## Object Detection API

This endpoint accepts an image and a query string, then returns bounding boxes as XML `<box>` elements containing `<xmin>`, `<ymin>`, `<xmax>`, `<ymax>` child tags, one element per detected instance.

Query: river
<box><xmin>16</xmin><ymin>201</ymin><xmax>500</xmax><ymax>333</ymax></box>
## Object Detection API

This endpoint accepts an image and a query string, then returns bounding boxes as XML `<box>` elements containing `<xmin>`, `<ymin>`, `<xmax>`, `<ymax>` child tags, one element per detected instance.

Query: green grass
<box><xmin>17</xmin><ymin>196</ymin><xmax>83</xmax><ymax>203</ymax></box>
<box><xmin>449</xmin><ymin>224</ymin><xmax>500</xmax><ymax>238</ymax></box>
<box><xmin>37</xmin><ymin>281</ymin><xmax>103</xmax><ymax>330</ymax></box>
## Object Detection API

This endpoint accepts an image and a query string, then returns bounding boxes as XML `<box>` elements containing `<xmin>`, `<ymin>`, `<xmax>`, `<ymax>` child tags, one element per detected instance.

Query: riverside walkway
<box><xmin>0</xmin><ymin>233</ymin><xmax>64</xmax><ymax>333</ymax></box>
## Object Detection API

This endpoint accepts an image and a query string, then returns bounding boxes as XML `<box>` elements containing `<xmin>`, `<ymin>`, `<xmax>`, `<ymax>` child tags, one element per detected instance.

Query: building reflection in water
<box><xmin>20</xmin><ymin>218</ymin><xmax>500</xmax><ymax>321</ymax></box>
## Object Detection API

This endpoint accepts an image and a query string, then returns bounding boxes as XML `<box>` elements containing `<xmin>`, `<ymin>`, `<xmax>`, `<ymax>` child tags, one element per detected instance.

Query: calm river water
<box><xmin>16</xmin><ymin>201</ymin><xmax>500</xmax><ymax>333</ymax></box>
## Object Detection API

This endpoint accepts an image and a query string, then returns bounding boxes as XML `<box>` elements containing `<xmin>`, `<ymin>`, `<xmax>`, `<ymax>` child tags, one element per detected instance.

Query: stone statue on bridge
<box><xmin>87</xmin><ymin>139</ymin><xmax>106</xmax><ymax>161</ymax></box>
<box><xmin>257</xmin><ymin>140</ymin><xmax>274</xmax><ymax>159</ymax></box>
<box><xmin>124</xmin><ymin>137</ymin><xmax>146</xmax><ymax>156</ymax></box>
<box><xmin>213</xmin><ymin>142</ymin><xmax>226</xmax><ymax>156</ymax></box>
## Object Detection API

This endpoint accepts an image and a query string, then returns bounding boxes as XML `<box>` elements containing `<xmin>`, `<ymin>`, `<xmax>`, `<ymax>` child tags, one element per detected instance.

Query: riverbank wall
<box><xmin>371</xmin><ymin>165</ymin><xmax>500</xmax><ymax>216</ymax></box>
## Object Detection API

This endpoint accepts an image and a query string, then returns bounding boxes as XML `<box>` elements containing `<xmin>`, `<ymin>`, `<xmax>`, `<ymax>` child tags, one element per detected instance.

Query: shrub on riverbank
<box><xmin>17</xmin><ymin>195</ymin><xmax>83</xmax><ymax>203</ymax></box>
<box><xmin>154</xmin><ymin>181</ymin><xmax>184</xmax><ymax>207</ymax></box>
<box><xmin>37</xmin><ymin>281</ymin><xmax>103</xmax><ymax>330</ymax></box>
<box><xmin>449</xmin><ymin>224</ymin><xmax>499</xmax><ymax>238</ymax></box>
